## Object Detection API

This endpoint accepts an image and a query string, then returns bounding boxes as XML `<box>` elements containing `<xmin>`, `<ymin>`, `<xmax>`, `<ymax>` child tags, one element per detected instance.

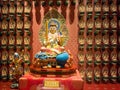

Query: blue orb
<box><xmin>56</xmin><ymin>52</ymin><xmax>69</xmax><ymax>67</ymax></box>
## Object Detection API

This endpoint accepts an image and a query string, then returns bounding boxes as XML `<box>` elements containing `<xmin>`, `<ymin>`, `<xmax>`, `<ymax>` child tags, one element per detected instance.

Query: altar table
<box><xmin>19</xmin><ymin>70</ymin><xmax>84</xmax><ymax>90</ymax></box>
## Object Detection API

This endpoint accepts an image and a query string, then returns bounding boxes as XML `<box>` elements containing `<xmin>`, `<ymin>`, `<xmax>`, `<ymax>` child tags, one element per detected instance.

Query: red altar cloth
<box><xmin>19</xmin><ymin>70</ymin><xmax>84</xmax><ymax>90</ymax></box>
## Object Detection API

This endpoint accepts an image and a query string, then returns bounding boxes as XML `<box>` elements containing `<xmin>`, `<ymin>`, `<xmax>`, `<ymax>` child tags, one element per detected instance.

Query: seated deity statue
<box><xmin>44</xmin><ymin>21</ymin><xmax>61</xmax><ymax>48</ymax></box>
<box><xmin>30</xmin><ymin>9</ymin><xmax>75</xmax><ymax>75</ymax></box>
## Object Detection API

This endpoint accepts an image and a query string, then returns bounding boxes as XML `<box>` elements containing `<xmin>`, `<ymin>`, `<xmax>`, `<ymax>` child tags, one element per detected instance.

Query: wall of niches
<box><xmin>78</xmin><ymin>0</ymin><xmax>120</xmax><ymax>84</ymax></box>
<box><xmin>0</xmin><ymin>0</ymin><xmax>32</xmax><ymax>80</ymax></box>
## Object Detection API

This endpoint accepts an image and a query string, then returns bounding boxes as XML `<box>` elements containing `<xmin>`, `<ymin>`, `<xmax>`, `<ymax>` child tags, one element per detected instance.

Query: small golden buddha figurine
<box><xmin>78</xmin><ymin>51</ymin><xmax>85</xmax><ymax>62</ymax></box>
<box><xmin>102</xmin><ymin>66</ymin><xmax>109</xmax><ymax>80</ymax></box>
<box><xmin>102</xmin><ymin>3</ymin><xmax>109</xmax><ymax>12</ymax></box>
<box><xmin>23</xmin><ymin>51</ymin><xmax>30</xmax><ymax>62</ymax></box>
<box><xmin>94</xmin><ymin>2</ymin><xmax>101</xmax><ymax>12</ymax></box>
<box><xmin>79</xmin><ymin>68</ymin><xmax>85</xmax><ymax>79</ymax></box>
<box><xmin>102</xmin><ymin>48</ymin><xmax>109</xmax><ymax>62</ymax></box>
<box><xmin>86</xmin><ymin>67</ymin><xmax>92</xmax><ymax>82</ymax></box>
<box><xmin>1</xmin><ymin>35</ymin><xmax>8</xmax><ymax>45</ymax></box>
<box><xmin>110</xmin><ymin>16</ymin><xmax>117</xmax><ymax>28</ymax></box>
<box><xmin>110</xmin><ymin>2</ymin><xmax>117</xmax><ymax>12</ymax></box>
<box><xmin>17</xmin><ymin>17</ymin><xmax>23</xmax><ymax>29</ymax></box>
<box><xmin>9</xmin><ymin>50</ymin><xmax>14</xmax><ymax>61</ymax></box>
<box><xmin>16</xmin><ymin>35</ymin><xmax>23</xmax><ymax>45</ymax></box>
<box><xmin>1</xmin><ymin>65</ymin><xmax>8</xmax><ymax>80</ymax></box>
<box><xmin>79</xmin><ymin>3</ymin><xmax>85</xmax><ymax>13</ymax></box>
<box><xmin>79</xmin><ymin>35</ymin><xmax>85</xmax><ymax>45</ymax></box>
<box><xmin>9</xmin><ymin>2</ymin><xmax>15</xmax><ymax>14</ymax></box>
<box><xmin>17</xmin><ymin>1</ymin><xmax>23</xmax><ymax>14</ymax></box>
<box><xmin>2</xmin><ymin>50</ymin><xmax>8</xmax><ymax>61</ymax></box>
<box><xmin>95</xmin><ymin>50</ymin><xmax>101</xmax><ymax>61</ymax></box>
<box><xmin>86</xmin><ymin>32</ymin><xmax>93</xmax><ymax>44</ymax></box>
<box><xmin>2</xmin><ymin>4</ymin><xmax>8</xmax><ymax>14</ymax></box>
<box><xmin>9</xmin><ymin>34</ymin><xmax>15</xmax><ymax>45</ymax></box>
<box><xmin>79</xmin><ymin>31</ymin><xmax>85</xmax><ymax>44</ymax></box>
<box><xmin>2</xmin><ymin>18</ymin><xmax>8</xmax><ymax>30</ymax></box>
<box><xmin>110</xmin><ymin>47</ymin><xmax>117</xmax><ymax>61</ymax></box>
<box><xmin>103</xmin><ymin>17</ymin><xmax>109</xmax><ymax>28</ymax></box>
<box><xmin>95</xmin><ymin>17</ymin><xmax>101</xmax><ymax>28</ymax></box>
<box><xmin>79</xmin><ymin>17</ymin><xmax>85</xmax><ymax>28</ymax></box>
<box><xmin>95</xmin><ymin>33</ymin><xmax>102</xmax><ymax>45</ymax></box>
<box><xmin>24</xmin><ymin>1</ymin><xmax>31</xmax><ymax>14</ymax></box>
<box><xmin>86</xmin><ymin>50</ymin><xmax>93</xmax><ymax>61</ymax></box>
<box><xmin>110</xmin><ymin>31</ymin><xmax>117</xmax><ymax>45</ymax></box>
<box><xmin>24</xmin><ymin>17</ymin><xmax>31</xmax><ymax>29</ymax></box>
<box><xmin>86</xmin><ymin>3</ymin><xmax>93</xmax><ymax>12</ymax></box>
<box><xmin>94</xmin><ymin>66</ymin><xmax>101</xmax><ymax>81</ymax></box>
<box><xmin>102</xmin><ymin>31</ymin><xmax>109</xmax><ymax>45</ymax></box>
<box><xmin>24</xmin><ymin>36</ymin><xmax>30</xmax><ymax>45</ymax></box>
<box><xmin>87</xmin><ymin>17</ymin><xmax>93</xmax><ymax>28</ymax></box>
<box><xmin>9</xmin><ymin>17</ymin><xmax>15</xmax><ymax>30</ymax></box>
<box><xmin>9</xmin><ymin>64</ymin><xmax>14</xmax><ymax>80</ymax></box>
<box><xmin>110</xmin><ymin>65</ymin><xmax>117</xmax><ymax>82</ymax></box>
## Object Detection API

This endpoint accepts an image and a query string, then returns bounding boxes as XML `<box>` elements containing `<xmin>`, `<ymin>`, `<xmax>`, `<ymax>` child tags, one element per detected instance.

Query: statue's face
<box><xmin>49</xmin><ymin>26</ymin><xmax>57</xmax><ymax>34</ymax></box>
